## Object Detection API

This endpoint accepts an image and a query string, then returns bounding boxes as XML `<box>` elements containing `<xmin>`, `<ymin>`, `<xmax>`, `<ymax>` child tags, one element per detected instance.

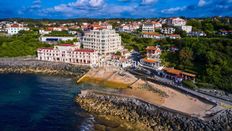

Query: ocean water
<box><xmin>0</xmin><ymin>73</ymin><xmax>97</xmax><ymax>131</ymax></box>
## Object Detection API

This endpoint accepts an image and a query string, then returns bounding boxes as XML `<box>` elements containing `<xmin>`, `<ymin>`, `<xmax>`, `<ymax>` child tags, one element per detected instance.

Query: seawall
<box><xmin>77</xmin><ymin>90</ymin><xmax>232</xmax><ymax>131</ymax></box>
<box><xmin>0</xmin><ymin>58</ymin><xmax>90</xmax><ymax>78</ymax></box>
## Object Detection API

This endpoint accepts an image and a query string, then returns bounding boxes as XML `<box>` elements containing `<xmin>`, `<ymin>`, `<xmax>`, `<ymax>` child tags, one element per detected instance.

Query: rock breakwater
<box><xmin>0</xmin><ymin>58</ymin><xmax>90</xmax><ymax>77</ymax></box>
<box><xmin>77</xmin><ymin>90</ymin><xmax>232</xmax><ymax>131</ymax></box>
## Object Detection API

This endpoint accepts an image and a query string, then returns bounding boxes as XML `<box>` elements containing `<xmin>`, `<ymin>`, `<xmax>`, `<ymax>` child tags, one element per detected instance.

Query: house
<box><xmin>151</xmin><ymin>22</ymin><xmax>162</xmax><ymax>29</ymax></box>
<box><xmin>163</xmin><ymin>67</ymin><xmax>196</xmax><ymax>82</ymax></box>
<box><xmin>167</xmin><ymin>17</ymin><xmax>186</xmax><ymax>27</ymax></box>
<box><xmin>165</xmin><ymin>34</ymin><xmax>181</xmax><ymax>39</ymax></box>
<box><xmin>142</xmin><ymin>23</ymin><xmax>155</xmax><ymax>32</ymax></box>
<box><xmin>218</xmin><ymin>30</ymin><xmax>232</xmax><ymax>36</ymax></box>
<box><xmin>188</xmin><ymin>31</ymin><xmax>206</xmax><ymax>37</ymax></box>
<box><xmin>140</xmin><ymin>46</ymin><xmax>162</xmax><ymax>70</ymax></box>
<box><xmin>82</xmin><ymin>26</ymin><xmax>122</xmax><ymax>55</ymax></box>
<box><xmin>161</xmin><ymin>27</ymin><xmax>176</xmax><ymax>34</ymax></box>
<box><xmin>39</xmin><ymin>29</ymin><xmax>52</xmax><ymax>35</ymax></box>
<box><xmin>6</xmin><ymin>23</ymin><xmax>29</xmax><ymax>35</ymax></box>
<box><xmin>146</xmin><ymin>46</ymin><xmax>161</xmax><ymax>59</ymax></box>
<box><xmin>118</xmin><ymin>23</ymin><xmax>140</xmax><ymax>32</ymax></box>
<box><xmin>37</xmin><ymin>44</ymin><xmax>99</xmax><ymax>66</ymax></box>
<box><xmin>142</xmin><ymin>32</ymin><xmax>162</xmax><ymax>39</ymax></box>
<box><xmin>178</xmin><ymin>25</ymin><xmax>192</xmax><ymax>33</ymax></box>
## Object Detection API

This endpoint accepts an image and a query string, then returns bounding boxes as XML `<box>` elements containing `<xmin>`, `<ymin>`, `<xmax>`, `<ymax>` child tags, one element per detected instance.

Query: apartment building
<box><xmin>82</xmin><ymin>28</ymin><xmax>122</xmax><ymax>55</ymax></box>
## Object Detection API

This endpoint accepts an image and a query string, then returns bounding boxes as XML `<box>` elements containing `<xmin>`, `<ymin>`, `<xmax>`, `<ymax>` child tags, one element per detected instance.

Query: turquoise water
<box><xmin>0</xmin><ymin>73</ymin><xmax>96</xmax><ymax>131</ymax></box>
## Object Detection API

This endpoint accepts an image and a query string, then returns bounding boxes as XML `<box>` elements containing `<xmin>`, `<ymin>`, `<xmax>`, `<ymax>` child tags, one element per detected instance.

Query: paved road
<box><xmin>127</xmin><ymin>68</ymin><xmax>232</xmax><ymax>106</ymax></box>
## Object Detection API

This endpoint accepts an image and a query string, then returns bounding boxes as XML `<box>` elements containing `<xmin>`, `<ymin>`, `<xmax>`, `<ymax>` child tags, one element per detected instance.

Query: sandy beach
<box><xmin>77</xmin><ymin>67</ymin><xmax>214</xmax><ymax>117</ymax></box>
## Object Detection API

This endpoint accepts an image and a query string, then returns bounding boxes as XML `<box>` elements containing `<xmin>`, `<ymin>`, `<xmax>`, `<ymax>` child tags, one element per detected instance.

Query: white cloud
<box><xmin>198</xmin><ymin>0</ymin><xmax>206</xmax><ymax>7</ymax></box>
<box><xmin>89</xmin><ymin>0</ymin><xmax>104</xmax><ymax>7</ymax></box>
<box><xmin>141</xmin><ymin>0</ymin><xmax>157</xmax><ymax>4</ymax></box>
<box><xmin>161</xmin><ymin>6</ymin><xmax>187</xmax><ymax>14</ymax></box>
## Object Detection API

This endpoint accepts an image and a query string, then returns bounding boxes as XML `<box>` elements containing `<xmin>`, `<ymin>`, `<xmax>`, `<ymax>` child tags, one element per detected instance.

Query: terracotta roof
<box><xmin>143</xmin><ymin>32</ymin><xmax>161</xmax><ymax>36</ymax></box>
<box><xmin>163</xmin><ymin>67</ymin><xmax>196</xmax><ymax>77</ymax></box>
<box><xmin>167</xmin><ymin>34</ymin><xmax>181</xmax><ymax>37</ymax></box>
<box><xmin>11</xmin><ymin>24</ymin><xmax>20</xmax><ymax>28</ymax></box>
<box><xmin>151</xmin><ymin>22</ymin><xmax>161</xmax><ymax>25</ymax></box>
<box><xmin>143</xmin><ymin>58</ymin><xmax>157</xmax><ymax>63</ymax></box>
<box><xmin>146</xmin><ymin>46</ymin><xmax>158</xmax><ymax>50</ymax></box>
<box><xmin>57</xmin><ymin>44</ymin><xmax>75</xmax><ymax>46</ymax></box>
<box><xmin>74</xmin><ymin>49</ymin><xmax>95</xmax><ymax>53</ymax></box>
<box><xmin>181</xmin><ymin>72</ymin><xmax>196</xmax><ymax>77</ymax></box>
<box><xmin>163</xmin><ymin>67</ymin><xmax>182</xmax><ymax>75</ymax></box>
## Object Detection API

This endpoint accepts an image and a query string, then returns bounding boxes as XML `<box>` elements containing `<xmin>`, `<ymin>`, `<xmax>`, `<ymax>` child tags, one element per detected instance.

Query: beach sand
<box><xmin>77</xmin><ymin>67</ymin><xmax>213</xmax><ymax>117</ymax></box>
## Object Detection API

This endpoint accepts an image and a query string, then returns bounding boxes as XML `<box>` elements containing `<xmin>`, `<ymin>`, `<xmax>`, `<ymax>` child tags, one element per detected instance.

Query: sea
<box><xmin>0</xmin><ymin>73</ymin><xmax>99</xmax><ymax>131</ymax></box>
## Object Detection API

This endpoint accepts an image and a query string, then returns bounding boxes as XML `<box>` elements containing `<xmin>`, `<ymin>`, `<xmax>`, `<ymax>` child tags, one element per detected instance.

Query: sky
<box><xmin>0</xmin><ymin>0</ymin><xmax>232</xmax><ymax>19</ymax></box>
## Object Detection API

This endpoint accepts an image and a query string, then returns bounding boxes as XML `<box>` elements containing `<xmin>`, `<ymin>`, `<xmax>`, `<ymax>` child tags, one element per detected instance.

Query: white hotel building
<box><xmin>82</xmin><ymin>28</ymin><xmax>122</xmax><ymax>55</ymax></box>
<box><xmin>37</xmin><ymin>44</ymin><xmax>99</xmax><ymax>66</ymax></box>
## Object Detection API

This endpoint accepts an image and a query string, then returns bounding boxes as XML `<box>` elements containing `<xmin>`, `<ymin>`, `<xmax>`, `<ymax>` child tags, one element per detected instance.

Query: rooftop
<box><xmin>143</xmin><ymin>58</ymin><xmax>158</xmax><ymax>63</ymax></box>
<box><xmin>74</xmin><ymin>49</ymin><xmax>95</xmax><ymax>53</ymax></box>
<box><xmin>143</xmin><ymin>32</ymin><xmax>161</xmax><ymax>36</ymax></box>
<box><xmin>57</xmin><ymin>44</ymin><xmax>75</xmax><ymax>46</ymax></box>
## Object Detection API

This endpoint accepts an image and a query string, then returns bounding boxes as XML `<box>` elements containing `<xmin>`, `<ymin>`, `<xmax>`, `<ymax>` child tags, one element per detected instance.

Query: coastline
<box><xmin>77</xmin><ymin>90</ymin><xmax>232</xmax><ymax>131</ymax></box>
<box><xmin>1</xmin><ymin>58</ymin><xmax>231</xmax><ymax>130</ymax></box>
<box><xmin>0</xmin><ymin>58</ymin><xmax>90</xmax><ymax>78</ymax></box>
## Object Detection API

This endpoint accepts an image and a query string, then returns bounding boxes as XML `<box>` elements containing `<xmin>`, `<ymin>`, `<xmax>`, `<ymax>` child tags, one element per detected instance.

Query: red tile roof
<box><xmin>11</xmin><ymin>24</ymin><xmax>20</xmax><ymax>28</ymax></box>
<box><xmin>57</xmin><ymin>44</ymin><xmax>75</xmax><ymax>46</ymax></box>
<box><xmin>163</xmin><ymin>67</ymin><xmax>182</xmax><ymax>75</ymax></box>
<box><xmin>143</xmin><ymin>32</ymin><xmax>161</xmax><ymax>36</ymax></box>
<box><xmin>143</xmin><ymin>58</ymin><xmax>157</xmax><ymax>63</ymax></box>
<box><xmin>74</xmin><ymin>49</ymin><xmax>95</xmax><ymax>53</ymax></box>
<box><xmin>146</xmin><ymin>46</ymin><xmax>158</xmax><ymax>50</ymax></box>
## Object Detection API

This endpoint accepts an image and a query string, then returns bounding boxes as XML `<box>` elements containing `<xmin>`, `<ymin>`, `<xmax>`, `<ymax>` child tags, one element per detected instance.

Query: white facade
<box><xmin>39</xmin><ymin>30</ymin><xmax>52</xmax><ymax>35</ymax></box>
<box><xmin>142</xmin><ymin>24</ymin><xmax>155</xmax><ymax>32</ymax></box>
<box><xmin>6</xmin><ymin>24</ymin><xmax>29</xmax><ymax>35</ymax></box>
<box><xmin>40</xmin><ymin>36</ymin><xmax>77</xmax><ymax>43</ymax></box>
<box><xmin>179</xmin><ymin>25</ymin><xmax>192</xmax><ymax>33</ymax></box>
<box><xmin>142</xmin><ymin>32</ymin><xmax>162</xmax><ymax>39</ymax></box>
<box><xmin>153</xmin><ymin>22</ymin><xmax>162</xmax><ymax>29</ymax></box>
<box><xmin>168</xmin><ymin>18</ymin><xmax>186</xmax><ymax>27</ymax></box>
<box><xmin>82</xmin><ymin>29</ymin><xmax>122</xmax><ymax>55</ymax></box>
<box><xmin>161</xmin><ymin>27</ymin><xmax>176</xmax><ymax>34</ymax></box>
<box><xmin>37</xmin><ymin>44</ymin><xmax>99</xmax><ymax>66</ymax></box>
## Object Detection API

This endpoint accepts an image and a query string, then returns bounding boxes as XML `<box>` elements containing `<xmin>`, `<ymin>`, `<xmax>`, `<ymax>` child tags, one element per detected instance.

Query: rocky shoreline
<box><xmin>77</xmin><ymin>90</ymin><xmax>232</xmax><ymax>131</ymax></box>
<box><xmin>0</xmin><ymin>58</ymin><xmax>90</xmax><ymax>78</ymax></box>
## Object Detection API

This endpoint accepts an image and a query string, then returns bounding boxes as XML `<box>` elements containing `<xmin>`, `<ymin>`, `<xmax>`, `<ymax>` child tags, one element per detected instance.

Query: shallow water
<box><xmin>0</xmin><ymin>73</ymin><xmax>98</xmax><ymax>131</ymax></box>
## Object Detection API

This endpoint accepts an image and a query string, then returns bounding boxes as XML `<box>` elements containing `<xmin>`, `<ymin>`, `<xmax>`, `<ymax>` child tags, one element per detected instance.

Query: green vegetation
<box><xmin>44</xmin><ymin>31</ymin><xmax>74</xmax><ymax>37</ymax></box>
<box><xmin>120</xmin><ymin>32</ymin><xmax>156</xmax><ymax>54</ymax></box>
<box><xmin>120</xmin><ymin>32</ymin><xmax>232</xmax><ymax>92</ymax></box>
<box><xmin>0</xmin><ymin>31</ymin><xmax>50</xmax><ymax>57</ymax></box>
<box><xmin>160</xmin><ymin>38</ymin><xmax>232</xmax><ymax>92</ymax></box>
<box><xmin>187</xmin><ymin>17</ymin><xmax>232</xmax><ymax>37</ymax></box>
<box><xmin>58</xmin><ymin>38</ymin><xmax>78</xmax><ymax>44</ymax></box>
<box><xmin>182</xmin><ymin>80</ymin><xmax>197</xmax><ymax>89</ymax></box>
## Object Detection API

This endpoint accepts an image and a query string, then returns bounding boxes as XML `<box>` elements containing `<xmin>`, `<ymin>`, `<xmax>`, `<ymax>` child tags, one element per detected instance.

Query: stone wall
<box><xmin>77</xmin><ymin>90</ymin><xmax>232</xmax><ymax>131</ymax></box>
<box><xmin>0</xmin><ymin>58</ymin><xmax>90</xmax><ymax>77</ymax></box>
